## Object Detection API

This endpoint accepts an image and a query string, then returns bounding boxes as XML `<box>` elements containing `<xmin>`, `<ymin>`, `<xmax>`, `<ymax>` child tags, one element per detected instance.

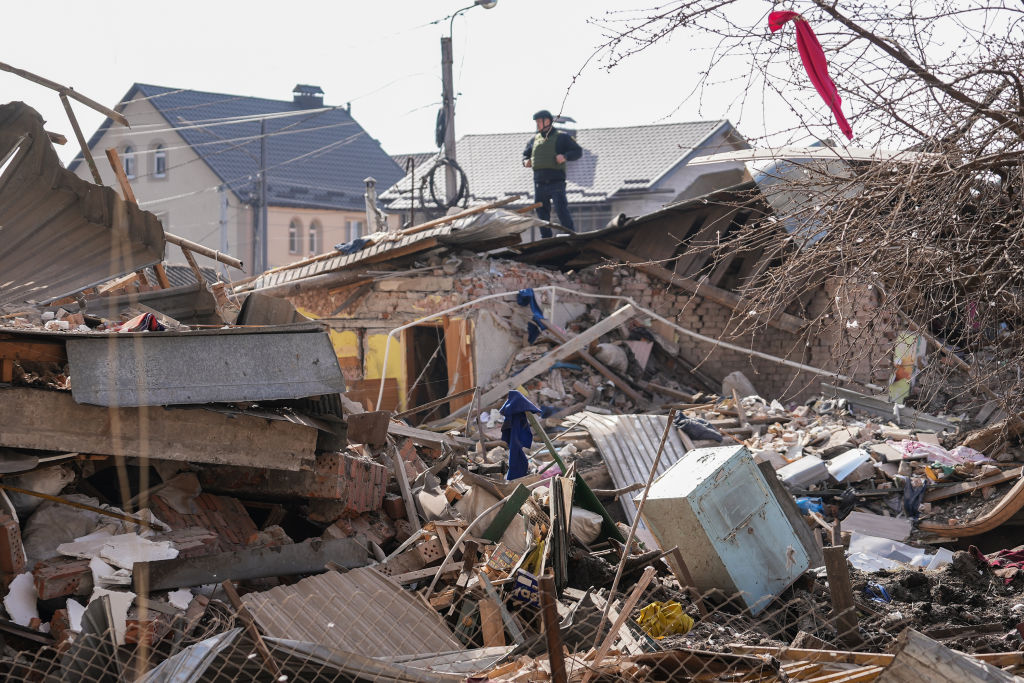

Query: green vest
<box><xmin>531</xmin><ymin>130</ymin><xmax>565</xmax><ymax>171</ymax></box>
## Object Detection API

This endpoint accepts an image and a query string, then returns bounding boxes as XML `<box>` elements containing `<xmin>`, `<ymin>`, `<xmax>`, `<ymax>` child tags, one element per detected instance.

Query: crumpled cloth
<box><xmin>516</xmin><ymin>288</ymin><xmax>548</xmax><ymax>343</ymax></box>
<box><xmin>500</xmin><ymin>390</ymin><xmax>541</xmax><ymax>480</ymax></box>
<box><xmin>672</xmin><ymin>414</ymin><xmax>723</xmax><ymax>442</ymax></box>
<box><xmin>893</xmin><ymin>440</ymin><xmax>991</xmax><ymax>466</ymax></box>
<box><xmin>334</xmin><ymin>237</ymin><xmax>371</xmax><ymax>254</ymax></box>
<box><xmin>768</xmin><ymin>10</ymin><xmax>853</xmax><ymax>140</ymax></box>
<box><xmin>970</xmin><ymin>545</ymin><xmax>1024</xmax><ymax>584</ymax></box>
<box><xmin>636</xmin><ymin>601</ymin><xmax>694</xmax><ymax>639</ymax></box>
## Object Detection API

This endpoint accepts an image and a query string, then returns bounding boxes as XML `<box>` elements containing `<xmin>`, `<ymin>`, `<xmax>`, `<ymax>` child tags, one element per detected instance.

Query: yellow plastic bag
<box><xmin>635</xmin><ymin>600</ymin><xmax>694</xmax><ymax>639</ymax></box>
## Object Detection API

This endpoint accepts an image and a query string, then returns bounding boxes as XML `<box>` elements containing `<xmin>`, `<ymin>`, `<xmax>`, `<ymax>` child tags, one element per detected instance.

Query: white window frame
<box><xmin>153</xmin><ymin>144</ymin><xmax>167</xmax><ymax>178</ymax></box>
<box><xmin>123</xmin><ymin>146</ymin><xmax>135</xmax><ymax>179</ymax></box>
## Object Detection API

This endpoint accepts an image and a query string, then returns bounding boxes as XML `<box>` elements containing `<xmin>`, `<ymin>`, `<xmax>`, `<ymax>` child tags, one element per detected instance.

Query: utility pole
<box><xmin>440</xmin><ymin>36</ymin><xmax>457</xmax><ymax>205</ymax></box>
<box><xmin>259</xmin><ymin>118</ymin><xmax>268</xmax><ymax>273</ymax></box>
<box><xmin>218</xmin><ymin>185</ymin><xmax>229</xmax><ymax>280</ymax></box>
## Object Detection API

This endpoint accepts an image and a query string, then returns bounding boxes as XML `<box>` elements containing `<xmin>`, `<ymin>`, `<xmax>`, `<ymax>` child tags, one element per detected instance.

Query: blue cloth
<box><xmin>334</xmin><ymin>237</ymin><xmax>370</xmax><ymax>254</ymax></box>
<box><xmin>516</xmin><ymin>288</ymin><xmax>548</xmax><ymax>343</ymax></box>
<box><xmin>865</xmin><ymin>583</ymin><xmax>891</xmax><ymax>603</ymax></box>
<box><xmin>796</xmin><ymin>497</ymin><xmax>824</xmax><ymax>514</ymax></box>
<box><xmin>500</xmin><ymin>390</ymin><xmax>541</xmax><ymax>480</ymax></box>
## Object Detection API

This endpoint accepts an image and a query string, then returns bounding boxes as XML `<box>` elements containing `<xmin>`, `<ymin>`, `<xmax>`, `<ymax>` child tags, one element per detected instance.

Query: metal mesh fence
<box><xmin>6</xmin><ymin>543</ymin><xmax>1024</xmax><ymax>682</ymax></box>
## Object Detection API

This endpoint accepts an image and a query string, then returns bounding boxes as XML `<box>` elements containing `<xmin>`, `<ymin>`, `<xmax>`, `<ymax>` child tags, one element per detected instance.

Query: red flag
<box><xmin>769</xmin><ymin>10</ymin><xmax>853</xmax><ymax>140</ymax></box>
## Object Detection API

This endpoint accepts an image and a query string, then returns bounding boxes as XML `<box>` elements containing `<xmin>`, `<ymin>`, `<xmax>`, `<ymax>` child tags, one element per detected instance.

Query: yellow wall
<box><xmin>365</xmin><ymin>332</ymin><xmax>407</xmax><ymax>410</ymax></box>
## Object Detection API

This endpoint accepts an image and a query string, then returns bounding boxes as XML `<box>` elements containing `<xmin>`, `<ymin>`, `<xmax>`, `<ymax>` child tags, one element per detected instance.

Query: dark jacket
<box><xmin>523</xmin><ymin>129</ymin><xmax>583</xmax><ymax>183</ymax></box>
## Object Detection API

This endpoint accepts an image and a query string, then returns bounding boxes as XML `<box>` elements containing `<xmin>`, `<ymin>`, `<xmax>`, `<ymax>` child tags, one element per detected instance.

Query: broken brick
<box><xmin>33</xmin><ymin>557</ymin><xmax>92</xmax><ymax>600</ymax></box>
<box><xmin>0</xmin><ymin>513</ymin><xmax>26</xmax><ymax>576</ymax></box>
<box><xmin>382</xmin><ymin>493</ymin><xmax>406</xmax><ymax>521</ymax></box>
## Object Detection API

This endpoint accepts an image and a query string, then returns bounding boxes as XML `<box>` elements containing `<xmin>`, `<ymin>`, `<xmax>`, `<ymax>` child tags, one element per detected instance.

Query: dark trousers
<box><xmin>534</xmin><ymin>179</ymin><xmax>575</xmax><ymax>238</ymax></box>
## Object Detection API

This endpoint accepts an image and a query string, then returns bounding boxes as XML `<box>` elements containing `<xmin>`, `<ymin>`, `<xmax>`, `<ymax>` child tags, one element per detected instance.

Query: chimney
<box><xmin>292</xmin><ymin>84</ymin><xmax>324</xmax><ymax>109</ymax></box>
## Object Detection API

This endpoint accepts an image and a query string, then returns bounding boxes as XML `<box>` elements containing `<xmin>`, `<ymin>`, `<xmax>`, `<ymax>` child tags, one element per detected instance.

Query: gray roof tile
<box><xmin>381</xmin><ymin>120</ymin><xmax>737</xmax><ymax>208</ymax></box>
<box><xmin>71</xmin><ymin>84</ymin><xmax>404</xmax><ymax>212</ymax></box>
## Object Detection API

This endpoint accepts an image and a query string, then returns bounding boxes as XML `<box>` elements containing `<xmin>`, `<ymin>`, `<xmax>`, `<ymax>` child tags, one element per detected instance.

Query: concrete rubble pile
<box><xmin>2</xmin><ymin>102</ymin><xmax>1024</xmax><ymax>682</ymax></box>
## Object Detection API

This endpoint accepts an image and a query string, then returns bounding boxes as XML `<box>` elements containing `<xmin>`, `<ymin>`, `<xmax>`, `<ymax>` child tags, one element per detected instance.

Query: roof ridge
<box><xmin>134</xmin><ymin>82</ymin><xmax>311</xmax><ymax>108</ymax></box>
<box><xmin>457</xmin><ymin>119</ymin><xmax>728</xmax><ymax>141</ymax></box>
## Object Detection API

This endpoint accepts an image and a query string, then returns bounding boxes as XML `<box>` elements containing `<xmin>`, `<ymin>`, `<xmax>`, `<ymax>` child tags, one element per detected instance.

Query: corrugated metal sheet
<box><xmin>66</xmin><ymin>324</ymin><xmax>345</xmax><ymax>406</ymax></box>
<box><xmin>0</xmin><ymin>102</ymin><xmax>164</xmax><ymax>307</ymax></box>
<box><xmin>579</xmin><ymin>412</ymin><xmax>689</xmax><ymax>526</ymax></box>
<box><xmin>241</xmin><ymin>567</ymin><xmax>462</xmax><ymax>658</ymax></box>
<box><xmin>248</xmin><ymin>209</ymin><xmax>533</xmax><ymax>291</ymax></box>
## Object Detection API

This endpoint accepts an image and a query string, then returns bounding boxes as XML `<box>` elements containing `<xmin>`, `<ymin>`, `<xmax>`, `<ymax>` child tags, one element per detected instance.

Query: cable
<box><xmin>422</xmin><ymin>155</ymin><xmax>469</xmax><ymax>209</ymax></box>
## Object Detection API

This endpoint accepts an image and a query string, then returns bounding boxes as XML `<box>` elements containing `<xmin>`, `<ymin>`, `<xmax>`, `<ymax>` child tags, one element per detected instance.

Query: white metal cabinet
<box><xmin>639</xmin><ymin>445</ymin><xmax>810</xmax><ymax>615</ymax></box>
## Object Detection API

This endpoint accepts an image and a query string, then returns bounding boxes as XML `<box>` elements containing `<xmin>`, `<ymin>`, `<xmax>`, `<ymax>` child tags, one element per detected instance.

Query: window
<box><xmin>346</xmin><ymin>219</ymin><xmax>363</xmax><ymax>241</ymax></box>
<box><xmin>153</xmin><ymin>145</ymin><xmax>167</xmax><ymax>178</ymax></box>
<box><xmin>309</xmin><ymin>220</ymin><xmax>322</xmax><ymax>254</ymax></box>
<box><xmin>288</xmin><ymin>219</ymin><xmax>301</xmax><ymax>254</ymax></box>
<box><xmin>123</xmin><ymin>146</ymin><xmax>135</xmax><ymax>179</ymax></box>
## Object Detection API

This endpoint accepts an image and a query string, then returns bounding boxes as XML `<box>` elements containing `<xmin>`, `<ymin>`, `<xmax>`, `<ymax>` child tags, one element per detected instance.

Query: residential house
<box><xmin>238</xmin><ymin>181</ymin><xmax>892</xmax><ymax>418</ymax></box>
<box><xmin>70</xmin><ymin>83</ymin><xmax>405</xmax><ymax>275</ymax></box>
<box><xmin>381</xmin><ymin>120</ymin><xmax>751</xmax><ymax>234</ymax></box>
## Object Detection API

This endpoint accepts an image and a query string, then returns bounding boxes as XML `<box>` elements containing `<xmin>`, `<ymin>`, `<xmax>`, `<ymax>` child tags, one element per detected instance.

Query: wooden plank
<box><xmin>478</xmin><ymin>597</ymin><xmax>506</xmax><ymax>647</ymax></box>
<box><xmin>59</xmin><ymin>92</ymin><xmax>102</xmax><ymax>184</ymax></box>
<box><xmin>590</xmin><ymin>241</ymin><xmax>805</xmax><ymax>334</ymax></box>
<box><xmin>924</xmin><ymin>467</ymin><xmax>1022</xmax><ymax>503</ymax></box>
<box><xmin>387</xmin><ymin>421</ymin><xmax>476</xmax><ymax>449</ymax></box>
<box><xmin>540</xmin><ymin>573</ymin><xmax>568</xmax><ymax>683</ymax></box>
<box><xmin>104</xmin><ymin>148</ymin><xmax>138</xmax><ymax>204</ymax></box>
<box><xmin>0</xmin><ymin>61</ymin><xmax>129</xmax><ymax>125</ymax></box>
<box><xmin>473</xmin><ymin>304</ymin><xmax>637</xmax><ymax>411</ymax></box>
<box><xmin>823</xmin><ymin>546</ymin><xmax>862</xmax><ymax>647</ymax></box>
<box><xmin>583</xmin><ymin>567</ymin><xmax>655</xmax><ymax>683</ymax></box>
<box><xmin>804</xmin><ymin>665</ymin><xmax>884</xmax><ymax>683</ymax></box>
<box><xmin>729</xmin><ymin>645</ymin><xmax>894</xmax><ymax>667</ymax></box>
<box><xmin>443</xmin><ymin>317</ymin><xmax>475</xmax><ymax>412</ymax></box>
<box><xmin>876</xmin><ymin>628</ymin><xmax>1020</xmax><ymax>682</ymax></box>
<box><xmin>153</xmin><ymin>263</ymin><xmax>171</xmax><ymax>289</ymax></box>
<box><xmin>0</xmin><ymin>387</ymin><xmax>317</xmax><ymax>470</ymax></box>
<box><xmin>221</xmin><ymin>580</ymin><xmax>282</xmax><ymax>678</ymax></box>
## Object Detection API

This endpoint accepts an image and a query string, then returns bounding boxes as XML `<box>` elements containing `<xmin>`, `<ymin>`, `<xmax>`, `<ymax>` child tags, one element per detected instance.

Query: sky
<box><xmin>2</xmin><ymin>0</ymin><xmax>809</xmax><ymax>167</ymax></box>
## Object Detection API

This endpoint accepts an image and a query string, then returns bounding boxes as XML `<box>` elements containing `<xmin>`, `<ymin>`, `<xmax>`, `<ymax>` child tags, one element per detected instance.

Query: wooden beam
<box><xmin>0</xmin><ymin>61</ymin><xmax>129</xmax><ymax>125</ymax></box>
<box><xmin>400</xmin><ymin>195</ymin><xmax>520</xmax><ymax>236</ymax></box>
<box><xmin>59</xmin><ymin>93</ymin><xmax>101</xmax><ymax>184</ymax></box>
<box><xmin>221</xmin><ymin>580</ymin><xmax>281</xmax><ymax>678</ymax></box>
<box><xmin>540</xmin><ymin>573</ymin><xmax>568</xmax><ymax>683</ymax></box>
<box><xmin>583</xmin><ymin>566</ymin><xmax>655</xmax><ymax>683</ymax></box>
<box><xmin>878</xmin><ymin>628</ymin><xmax>1021</xmax><ymax>682</ymax></box>
<box><xmin>471</xmin><ymin>304</ymin><xmax>637</xmax><ymax>412</ymax></box>
<box><xmin>589</xmin><ymin>241</ymin><xmax>806</xmax><ymax>334</ymax></box>
<box><xmin>104</xmin><ymin>148</ymin><xmax>138</xmax><ymax>203</ymax></box>
<box><xmin>544</xmin><ymin>326</ymin><xmax>645</xmax><ymax>405</ymax></box>
<box><xmin>823</xmin><ymin>546</ymin><xmax>862</xmax><ymax>647</ymax></box>
<box><xmin>152</xmin><ymin>264</ymin><xmax>172</xmax><ymax>289</ymax></box>
<box><xmin>0</xmin><ymin>336</ymin><xmax>67</xmax><ymax>364</ymax></box>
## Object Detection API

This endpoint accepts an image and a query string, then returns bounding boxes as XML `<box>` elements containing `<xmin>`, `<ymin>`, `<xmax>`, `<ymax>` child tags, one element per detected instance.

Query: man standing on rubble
<box><xmin>522</xmin><ymin>109</ymin><xmax>583</xmax><ymax>239</ymax></box>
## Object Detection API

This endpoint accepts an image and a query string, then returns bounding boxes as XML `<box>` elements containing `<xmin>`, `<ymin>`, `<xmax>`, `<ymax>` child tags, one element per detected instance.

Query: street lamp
<box><xmin>440</xmin><ymin>0</ymin><xmax>497</xmax><ymax>204</ymax></box>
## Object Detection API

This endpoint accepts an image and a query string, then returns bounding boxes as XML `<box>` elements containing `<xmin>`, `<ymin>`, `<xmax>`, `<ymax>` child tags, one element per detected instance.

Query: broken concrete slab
<box><xmin>136</xmin><ymin>538</ymin><xmax>370</xmax><ymax>591</ymax></box>
<box><xmin>65</xmin><ymin>324</ymin><xmax>345</xmax><ymax>407</ymax></box>
<box><xmin>0</xmin><ymin>388</ymin><xmax>317</xmax><ymax>471</ymax></box>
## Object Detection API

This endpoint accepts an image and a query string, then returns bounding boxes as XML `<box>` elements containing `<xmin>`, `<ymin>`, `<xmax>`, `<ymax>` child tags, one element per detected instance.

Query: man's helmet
<box><xmin>532</xmin><ymin>109</ymin><xmax>553</xmax><ymax>121</ymax></box>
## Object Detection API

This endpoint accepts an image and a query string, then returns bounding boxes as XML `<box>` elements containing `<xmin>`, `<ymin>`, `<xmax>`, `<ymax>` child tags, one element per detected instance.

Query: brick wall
<box><xmin>286</xmin><ymin>255</ymin><xmax>896</xmax><ymax>403</ymax></box>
